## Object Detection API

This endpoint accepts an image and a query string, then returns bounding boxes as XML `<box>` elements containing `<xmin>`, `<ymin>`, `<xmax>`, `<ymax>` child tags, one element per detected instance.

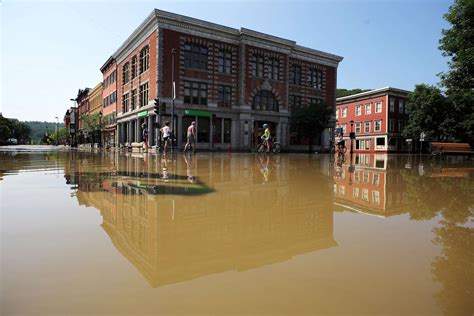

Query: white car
<box><xmin>7</xmin><ymin>138</ymin><xmax>18</xmax><ymax>145</ymax></box>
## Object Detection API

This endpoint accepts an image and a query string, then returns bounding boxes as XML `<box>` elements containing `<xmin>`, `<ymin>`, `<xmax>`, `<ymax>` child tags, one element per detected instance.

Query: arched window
<box><xmin>252</xmin><ymin>90</ymin><xmax>279</xmax><ymax>112</ymax></box>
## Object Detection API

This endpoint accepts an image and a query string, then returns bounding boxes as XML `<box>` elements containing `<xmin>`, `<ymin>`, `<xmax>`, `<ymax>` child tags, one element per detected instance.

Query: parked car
<box><xmin>7</xmin><ymin>138</ymin><xmax>18</xmax><ymax>145</ymax></box>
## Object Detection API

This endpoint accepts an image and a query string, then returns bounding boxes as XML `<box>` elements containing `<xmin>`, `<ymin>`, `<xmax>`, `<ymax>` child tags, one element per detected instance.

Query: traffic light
<box><xmin>160</xmin><ymin>102</ymin><xmax>166</xmax><ymax>115</ymax></box>
<box><xmin>154</xmin><ymin>98</ymin><xmax>160</xmax><ymax>114</ymax></box>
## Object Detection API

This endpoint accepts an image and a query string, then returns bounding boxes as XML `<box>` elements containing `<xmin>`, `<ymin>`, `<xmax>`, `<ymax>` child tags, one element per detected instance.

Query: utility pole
<box><xmin>171</xmin><ymin>48</ymin><xmax>176</xmax><ymax>155</ymax></box>
<box><xmin>55</xmin><ymin>116</ymin><xmax>59</xmax><ymax>146</ymax></box>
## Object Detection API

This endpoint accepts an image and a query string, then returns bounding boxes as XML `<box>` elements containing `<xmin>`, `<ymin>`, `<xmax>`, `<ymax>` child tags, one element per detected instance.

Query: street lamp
<box><xmin>55</xmin><ymin>116</ymin><xmax>59</xmax><ymax>146</ymax></box>
<box><xmin>171</xmin><ymin>48</ymin><xmax>177</xmax><ymax>154</ymax></box>
<box><xmin>350</xmin><ymin>119</ymin><xmax>354</xmax><ymax>154</ymax></box>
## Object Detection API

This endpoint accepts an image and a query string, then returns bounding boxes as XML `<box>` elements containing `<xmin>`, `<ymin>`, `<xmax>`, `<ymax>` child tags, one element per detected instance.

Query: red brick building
<box><xmin>109</xmin><ymin>9</ymin><xmax>343</xmax><ymax>150</ymax></box>
<box><xmin>76</xmin><ymin>88</ymin><xmax>90</xmax><ymax>136</ymax></box>
<box><xmin>100</xmin><ymin>56</ymin><xmax>118</xmax><ymax>147</ymax></box>
<box><xmin>336</xmin><ymin>87</ymin><xmax>410</xmax><ymax>153</ymax></box>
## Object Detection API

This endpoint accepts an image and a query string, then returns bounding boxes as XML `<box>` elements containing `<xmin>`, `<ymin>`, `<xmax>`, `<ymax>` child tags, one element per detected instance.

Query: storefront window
<box><xmin>213</xmin><ymin>118</ymin><xmax>222</xmax><ymax>143</ymax></box>
<box><xmin>198</xmin><ymin>117</ymin><xmax>210</xmax><ymax>142</ymax></box>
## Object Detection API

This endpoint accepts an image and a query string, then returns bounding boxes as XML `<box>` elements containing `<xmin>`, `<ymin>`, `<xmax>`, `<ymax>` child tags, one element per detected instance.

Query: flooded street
<box><xmin>1</xmin><ymin>148</ymin><xmax>473</xmax><ymax>315</ymax></box>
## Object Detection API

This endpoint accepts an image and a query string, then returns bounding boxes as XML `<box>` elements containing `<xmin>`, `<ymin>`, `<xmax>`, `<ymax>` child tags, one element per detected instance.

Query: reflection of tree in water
<box><xmin>401</xmin><ymin>169</ymin><xmax>473</xmax><ymax>315</ymax></box>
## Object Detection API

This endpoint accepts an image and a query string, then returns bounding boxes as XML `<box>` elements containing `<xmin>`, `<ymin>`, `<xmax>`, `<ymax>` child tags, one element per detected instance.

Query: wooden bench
<box><xmin>431</xmin><ymin>142</ymin><xmax>473</xmax><ymax>155</ymax></box>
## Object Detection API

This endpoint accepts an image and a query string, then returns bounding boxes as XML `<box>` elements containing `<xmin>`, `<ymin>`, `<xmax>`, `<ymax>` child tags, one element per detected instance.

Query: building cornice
<box><xmin>336</xmin><ymin>87</ymin><xmax>411</xmax><ymax>104</ymax></box>
<box><xmin>100</xmin><ymin>56</ymin><xmax>116</xmax><ymax>73</ymax></box>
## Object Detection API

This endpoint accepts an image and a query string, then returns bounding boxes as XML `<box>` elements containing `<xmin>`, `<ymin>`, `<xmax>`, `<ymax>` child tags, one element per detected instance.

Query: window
<box><xmin>197</xmin><ymin>117</ymin><xmax>210</xmax><ymax>142</ymax></box>
<box><xmin>375</xmin><ymin>101</ymin><xmax>382</xmax><ymax>113</ymax></box>
<box><xmin>309</xmin><ymin>69</ymin><xmax>323</xmax><ymax>89</ymax></box>
<box><xmin>399</xmin><ymin>120</ymin><xmax>405</xmax><ymax>132</ymax></box>
<box><xmin>365</xmin><ymin>103</ymin><xmax>372</xmax><ymax>115</ymax></box>
<box><xmin>310</xmin><ymin>98</ymin><xmax>322</xmax><ymax>106</ymax></box>
<box><xmin>390</xmin><ymin>98</ymin><xmax>395</xmax><ymax>112</ymax></box>
<box><xmin>139</xmin><ymin>46</ymin><xmax>149</xmax><ymax>73</ymax></box>
<box><xmin>290</xmin><ymin>64</ymin><xmax>301</xmax><ymax>85</ymax></box>
<box><xmin>122</xmin><ymin>62</ymin><xmax>129</xmax><ymax>85</ymax></box>
<box><xmin>362</xmin><ymin>189</ymin><xmax>369</xmax><ymax>201</ymax></box>
<box><xmin>335</xmin><ymin>109</ymin><xmax>339</xmax><ymax>119</ymax></box>
<box><xmin>289</xmin><ymin>95</ymin><xmax>302</xmax><ymax>110</ymax></box>
<box><xmin>184</xmin><ymin>81</ymin><xmax>207</xmax><ymax>105</ymax></box>
<box><xmin>372</xmin><ymin>191</ymin><xmax>380</xmax><ymax>204</ymax></box>
<box><xmin>218</xmin><ymin>49</ymin><xmax>232</xmax><ymax>74</ymax></box>
<box><xmin>365</xmin><ymin>121</ymin><xmax>371</xmax><ymax>133</ymax></box>
<box><xmin>355</xmin><ymin>122</ymin><xmax>361</xmax><ymax>133</ymax></box>
<box><xmin>223</xmin><ymin>118</ymin><xmax>231</xmax><ymax>143</ymax></box>
<box><xmin>356</xmin><ymin>104</ymin><xmax>362</xmax><ymax>116</ymax></box>
<box><xmin>342</xmin><ymin>107</ymin><xmax>347</xmax><ymax>118</ymax></box>
<box><xmin>269</xmin><ymin>58</ymin><xmax>280</xmax><ymax>80</ymax></box>
<box><xmin>184</xmin><ymin>43</ymin><xmax>207</xmax><ymax>70</ymax></box>
<box><xmin>342</xmin><ymin>123</ymin><xmax>347</xmax><ymax>134</ymax></box>
<box><xmin>375</xmin><ymin>120</ymin><xmax>381</xmax><ymax>132</ymax></box>
<box><xmin>103</xmin><ymin>97</ymin><xmax>107</xmax><ymax>108</ymax></box>
<box><xmin>353</xmin><ymin>188</ymin><xmax>359</xmax><ymax>198</ymax></box>
<box><xmin>131</xmin><ymin>89</ymin><xmax>137</xmax><ymax>111</ymax></box>
<box><xmin>376</xmin><ymin>137</ymin><xmax>385</xmax><ymax>146</ymax></box>
<box><xmin>251</xmin><ymin>54</ymin><xmax>264</xmax><ymax>77</ymax></box>
<box><xmin>122</xmin><ymin>93</ymin><xmax>129</xmax><ymax>112</ymax></box>
<box><xmin>399</xmin><ymin>99</ymin><xmax>405</xmax><ymax>113</ymax></box>
<box><xmin>373</xmin><ymin>173</ymin><xmax>380</xmax><ymax>185</ymax></box>
<box><xmin>339</xmin><ymin>186</ymin><xmax>345</xmax><ymax>196</ymax></box>
<box><xmin>363</xmin><ymin>172</ymin><xmax>369</xmax><ymax>184</ymax></box>
<box><xmin>217</xmin><ymin>85</ymin><xmax>232</xmax><ymax>107</ymax></box>
<box><xmin>389</xmin><ymin>119</ymin><xmax>395</xmax><ymax>131</ymax></box>
<box><xmin>213</xmin><ymin>118</ymin><xmax>232</xmax><ymax>143</ymax></box>
<box><xmin>131</xmin><ymin>56</ymin><xmax>137</xmax><ymax>79</ymax></box>
<box><xmin>252</xmin><ymin>90</ymin><xmax>279</xmax><ymax>111</ymax></box>
<box><xmin>139</xmin><ymin>82</ymin><xmax>148</xmax><ymax>107</ymax></box>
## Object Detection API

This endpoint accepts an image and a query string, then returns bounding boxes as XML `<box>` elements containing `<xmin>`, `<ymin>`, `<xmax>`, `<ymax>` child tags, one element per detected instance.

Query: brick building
<box><xmin>109</xmin><ymin>9</ymin><xmax>343</xmax><ymax>151</ymax></box>
<box><xmin>76</xmin><ymin>88</ymin><xmax>90</xmax><ymax>133</ymax></box>
<box><xmin>100</xmin><ymin>56</ymin><xmax>118</xmax><ymax>147</ymax></box>
<box><xmin>336</xmin><ymin>87</ymin><xmax>410</xmax><ymax>153</ymax></box>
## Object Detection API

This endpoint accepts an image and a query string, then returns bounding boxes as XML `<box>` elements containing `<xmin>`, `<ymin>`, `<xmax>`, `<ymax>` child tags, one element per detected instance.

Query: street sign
<box><xmin>349</xmin><ymin>132</ymin><xmax>356</xmax><ymax>140</ymax></box>
<box><xmin>185</xmin><ymin>109</ymin><xmax>211</xmax><ymax>117</ymax></box>
<box><xmin>406</xmin><ymin>138</ymin><xmax>412</xmax><ymax>142</ymax></box>
<box><xmin>138</xmin><ymin>111</ymin><xmax>148</xmax><ymax>118</ymax></box>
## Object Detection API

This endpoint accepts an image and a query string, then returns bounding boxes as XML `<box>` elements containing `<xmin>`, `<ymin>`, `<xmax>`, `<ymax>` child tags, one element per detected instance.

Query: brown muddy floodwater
<box><xmin>1</xmin><ymin>147</ymin><xmax>473</xmax><ymax>315</ymax></box>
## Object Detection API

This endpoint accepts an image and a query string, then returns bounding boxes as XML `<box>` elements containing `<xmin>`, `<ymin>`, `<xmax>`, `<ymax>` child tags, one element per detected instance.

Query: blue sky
<box><xmin>2</xmin><ymin>0</ymin><xmax>452</xmax><ymax>121</ymax></box>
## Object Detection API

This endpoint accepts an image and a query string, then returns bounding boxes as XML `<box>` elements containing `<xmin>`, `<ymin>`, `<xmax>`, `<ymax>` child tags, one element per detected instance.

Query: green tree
<box><xmin>402</xmin><ymin>84</ymin><xmax>452</xmax><ymax>141</ymax></box>
<box><xmin>81</xmin><ymin>113</ymin><xmax>101</xmax><ymax>143</ymax></box>
<box><xmin>50</xmin><ymin>128</ymin><xmax>69</xmax><ymax>145</ymax></box>
<box><xmin>290</xmin><ymin>101</ymin><xmax>332</xmax><ymax>153</ymax></box>
<box><xmin>439</xmin><ymin>0</ymin><xmax>474</xmax><ymax>143</ymax></box>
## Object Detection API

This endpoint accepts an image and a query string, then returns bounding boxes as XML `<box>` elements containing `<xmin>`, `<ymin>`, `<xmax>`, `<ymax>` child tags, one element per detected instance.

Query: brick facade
<box><xmin>336</xmin><ymin>87</ymin><xmax>410</xmax><ymax>153</ymax></box>
<box><xmin>111</xmin><ymin>9</ymin><xmax>343</xmax><ymax>150</ymax></box>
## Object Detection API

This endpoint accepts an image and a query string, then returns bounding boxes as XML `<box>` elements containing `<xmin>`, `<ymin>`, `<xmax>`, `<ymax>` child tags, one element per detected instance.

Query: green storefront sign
<box><xmin>184</xmin><ymin>109</ymin><xmax>211</xmax><ymax>117</ymax></box>
<box><xmin>137</xmin><ymin>111</ymin><xmax>148</xmax><ymax>118</ymax></box>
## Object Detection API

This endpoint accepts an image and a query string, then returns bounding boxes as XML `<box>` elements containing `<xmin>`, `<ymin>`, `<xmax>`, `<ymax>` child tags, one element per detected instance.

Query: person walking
<box><xmin>142</xmin><ymin>123</ymin><xmax>149</xmax><ymax>151</ymax></box>
<box><xmin>183</xmin><ymin>121</ymin><xmax>196</xmax><ymax>154</ymax></box>
<box><xmin>160</xmin><ymin>121</ymin><xmax>171</xmax><ymax>155</ymax></box>
<box><xmin>261</xmin><ymin>123</ymin><xmax>271</xmax><ymax>153</ymax></box>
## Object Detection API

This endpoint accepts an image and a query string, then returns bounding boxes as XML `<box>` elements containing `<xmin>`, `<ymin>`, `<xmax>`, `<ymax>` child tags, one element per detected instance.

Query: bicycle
<box><xmin>257</xmin><ymin>137</ymin><xmax>281</xmax><ymax>154</ymax></box>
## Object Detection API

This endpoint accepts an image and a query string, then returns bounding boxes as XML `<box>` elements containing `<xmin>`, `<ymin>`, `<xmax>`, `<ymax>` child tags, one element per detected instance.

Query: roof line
<box><xmin>336</xmin><ymin>87</ymin><xmax>411</xmax><ymax>102</ymax></box>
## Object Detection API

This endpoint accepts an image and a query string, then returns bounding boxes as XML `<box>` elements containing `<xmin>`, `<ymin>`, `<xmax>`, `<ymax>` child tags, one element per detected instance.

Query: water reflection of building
<box><xmin>66</xmin><ymin>154</ymin><xmax>337</xmax><ymax>287</ymax></box>
<box><xmin>333</xmin><ymin>154</ymin><xmax>408</xmax><ymax>217</ymax></box>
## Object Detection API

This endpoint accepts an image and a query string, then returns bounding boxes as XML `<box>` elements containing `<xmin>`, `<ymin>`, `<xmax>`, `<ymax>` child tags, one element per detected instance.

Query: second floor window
<box><xmin>252</xmin><ymin>90</ymin><xmax>278</xmax><ymax>112</ymax></box>
<box><xmin>251</xmin><ymin>54</ymin><xmax>264</xmax><ymax>77</ymax></box>
<box><xmin>217</xmin><ymin>85</ymin><xmax>232</xmax><ymax>107</ymax></box>
<box><xmin>342</xmin><ymin>107</ymin><xmax>347</xmax><ymax>117</ymax></box>
<box><xmin>355</xmin><ymin>123</ymin><xmax>361</xmax><ymax>133</ymax></box>
<box><xmin>365</xmin><ymin>121</ymin><xmax>371</xmax><ymax>133</ymax></box>
<box><xmin>356</xmin><ymin>105</ymin><xmax>362</xmax><ymax>116</ymax></box>
<box><xmin>140</xmin><ymin>46</ymin><xmax>149</xmax><ymax>73</ymax></box>
<box><xmin>375</xmin><ymin>101</ymin><xmax>383</xmax><ymax>113</ymax></box>
<box><xmin>131</xmin><ymin>89</ymin><xmax>137</xmax><ymax>111</ymax></box>
<box><xmin>218</xmin><ymin>49</ymin><xmax>232</xmax><ymax>74</ymax></box>
<box><xmin>399</xmin><ymin>99</ymin><xmax>405</xmax><ymax>113</ymax></box>
<box><xmin>122</xmin><ymin>62</ymin><xmax>129</xmax><ymax>85</ymax></box>
<box><xmin>122</xmin><ymin>93</ymin><xmax>129</xmax><ymax>113</ymax></box>
<box><xmin>139</xmin><ymin>82</ymin><xmax>148</xmax><ymax>107</ymax></box>
<box><xmin>289</xmin><ymin>95</ymin><xmax>302</xmax><ymax>110</ymax></box>
<box><xmin>184</xmin><ymin>44</ymin><xmax>207</xmax><ymax>70</ymax></box>
<box><xmin>184</xmin><ymin>81</ymin><xmax>207</xmax><ymax>105</ymax></box>
<box><xmin>390</xmin><ymin>98</ymin><xmax>395</xmax><ymax>112</ymax></box>
<box><xmin>375</xmin><ymin>120</ymin><xmax>381</xmax><ymax>131</ymax></box>
<box><xmin>309</xmin><ymin>69</ymin><xmax>323</xmax><ymax>89</ymax></box>
<box><xmin>290</xmin><ymin>64</ymin><xmax>301</xmax><ymax>85</ymax></box>
<box><xmin>269</xmin><ymin>58</ymin><xmax>280</xmax><ymax>80</ymax></box>
<box><xmin>131</xmin><ymin>56</ymin><xmax>137</xmax><ymax>79</ymax></box>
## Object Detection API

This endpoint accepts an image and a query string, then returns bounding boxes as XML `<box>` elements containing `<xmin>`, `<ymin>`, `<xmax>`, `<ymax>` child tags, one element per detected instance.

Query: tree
<box><xmin>290</xmin><ymin>101</ymin><xmax>332</xmax><ymax>153</ymax></box>
<box><xmin>81</xmin><ymin>113</ymin><xmax>101</xmax><ymax>143</ymax></box>
<box><xmin>402</xmin><ymin>84</ymin><xmax>452</xmax><ymax>141</ymax></box>
<box><xmin>439</xmin><ymin>0</ymin><xmax>474</xmax><ymax>143</ymax></box>
<box><xmin>50</xmin><ymin>128</ymin><xmax>69</xmax><ymax>145</ymax></box>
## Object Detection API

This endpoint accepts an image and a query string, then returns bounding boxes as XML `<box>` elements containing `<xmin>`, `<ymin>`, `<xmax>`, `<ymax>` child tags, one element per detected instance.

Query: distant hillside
<box><xmin>336</xmin><ymin>89</ymin><xmax>371</xmax><ymax>98</ymax></box>
<box><xmin>24</xmin><ymin>121</ymin><xmax>64</xmax><ymax>144</ymax></box>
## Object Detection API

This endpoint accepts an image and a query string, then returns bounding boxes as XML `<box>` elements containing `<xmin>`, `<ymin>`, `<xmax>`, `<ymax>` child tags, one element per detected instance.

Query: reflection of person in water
<box><xmin>161</xmin><ymin>154</ymin><xmax>169</xmax><ymax>182</ymax></box>
<box><xmin>183</xmin><ymin>153</ymin><xmax>195</xmax><ymax>183</ymax></box>
<box><xmin>258</xmin><ymin>154</ymin><xmax>270</xmax><ymax>182</ymax></box>
<box><xmin>334</xmin><ymin>156</ymin><xmax>343</xmax><ymax>178</ymax></box>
